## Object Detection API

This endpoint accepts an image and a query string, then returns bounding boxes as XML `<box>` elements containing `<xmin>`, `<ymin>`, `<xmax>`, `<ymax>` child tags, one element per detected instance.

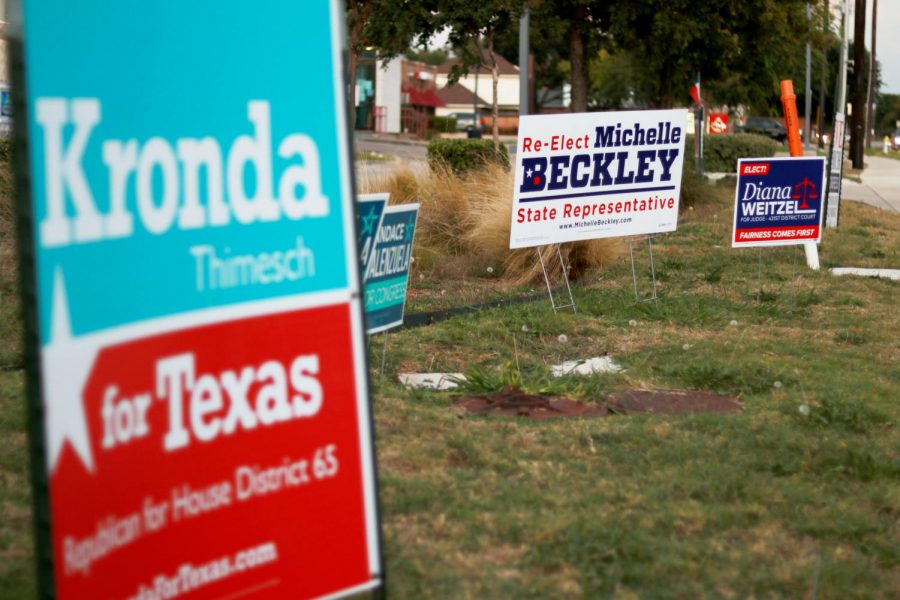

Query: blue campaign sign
<box><xmin>364</xmin><ymin>204</ymin><xmax>419</xmax><ymax>333</ymax></box>
<box><xmin>23</xmin><ymin>1</ymin><xmax>356</xmax><ymax>339</ymax></box>
<box><xmin>732</xmin><ymin>156</ymin><xmax>826</xmax><ymax>247</ymax></box>
<box><xmin>356</xmin><ymin>193</ymin><xmax>388</xmax><ymax>276</ymax></box>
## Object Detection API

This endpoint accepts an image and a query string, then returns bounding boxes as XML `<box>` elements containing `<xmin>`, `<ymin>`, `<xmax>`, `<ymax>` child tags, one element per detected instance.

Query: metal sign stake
<box><xmin>756</xmin><ymin>247</ymin><xmax>764</xmax><ymax>304</ymax></box>
<box><xmin>628</xmin><ymin>236</ymin><xmax>659</xmax><ymax>302</ymax></box>
<box><xmin>379</xmin><ymin>332</ymin><xmax>389</xmax><ymax>381</ymax></box>
<box><xmin>536</xmin><ymin>245</ymin><xmax>576</xmax><ymax>313</ymax></box>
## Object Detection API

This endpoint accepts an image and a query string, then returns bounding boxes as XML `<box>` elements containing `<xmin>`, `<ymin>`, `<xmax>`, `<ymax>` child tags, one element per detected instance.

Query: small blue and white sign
<box><xmin>732</xmin><ymin>156</ymin><xmax>826</xmax><ymax>247</ymax></box>
<box><xmin>363</xmin><ymin>203</ymin><xmax>419</xmax><ymax>333</ymax></box>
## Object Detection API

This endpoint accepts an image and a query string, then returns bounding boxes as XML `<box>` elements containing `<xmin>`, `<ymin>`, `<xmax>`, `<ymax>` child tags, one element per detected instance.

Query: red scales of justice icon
<box><xmin>791</xmin><ymin>177</ymin><xmax>817</xmax><ymax>209</ymax></box>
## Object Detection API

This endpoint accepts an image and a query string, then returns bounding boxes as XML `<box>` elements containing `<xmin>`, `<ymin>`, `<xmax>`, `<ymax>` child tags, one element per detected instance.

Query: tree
<box><xmin>492</xmin><ymin>2</ymin><xmax>572</xmax><ymax>112</ymax></box>
<box><xmin>435</xmin><ymin>1</ymin><xmax>522</xmax><ymax>153</ymax></box>
<box><xmin>357</xmin><ymin>0</ymin><xmax>520</xmax><ymax>154</ymax></box>
<box><xmin>874</xmin><ymin>92</ymin><xmax>900</xmax><ymax>136</ymax></box>
<box><xmin>608</xmin><ymin>0</ymin><xmax>815</xmax><ymax>111</ymax></box>
<box><xmin>346</xmin><ymin>0</ymin><xmax>436</xmax><ymax>119</ymax></box>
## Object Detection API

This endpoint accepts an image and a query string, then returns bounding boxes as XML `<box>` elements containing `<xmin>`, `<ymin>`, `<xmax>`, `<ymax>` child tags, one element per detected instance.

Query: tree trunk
<box><xmin>865</xmin><ymin>0</ymin><xmax>877</xmax><ymax>148</ymax></box>
<box><xmin>347</xmin><ymin>48</ymin><xmax>359</xmax><ymax>126</ymax></box>
<box><xmin>849</xmin><ymin>0</ymin><xmax>867</xmax><ymax>169</ymax></box>
<box><xmin>346</xmin><ymin>2</ymin><xmax>372</xmax><ymax>128</ymax></box>
<box><xmin>488</xmin><ymin>33</ymin><xmax>500</xmax><ymax>155</ymax></box>
<box><xmin>568</xmin><ymin>7</ymin><xmax>587</xmax><ymax>112</ymax></box>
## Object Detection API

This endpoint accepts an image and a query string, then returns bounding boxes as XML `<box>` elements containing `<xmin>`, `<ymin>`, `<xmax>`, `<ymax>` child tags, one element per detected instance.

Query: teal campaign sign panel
<box><xmin>15</xmin><ymin>1</ymin><xmax>383</xmax><ymax>598</ymax></box>
<box><xmin>24</xmin><ymin>1</ymin><xmax>353</xmax><ymax>339</ymax></box>
<box><xmin>363</xmin><ymin>203</ymin><xmax>419</xmax><ymax>333</ymax></box>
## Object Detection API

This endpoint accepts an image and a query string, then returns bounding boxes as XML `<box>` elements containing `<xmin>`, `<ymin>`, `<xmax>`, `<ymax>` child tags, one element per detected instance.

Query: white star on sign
<box><xmin>42</xmin><ymin>268</ymin><xmax>97</xmax><ymax>474</ymax></box>
<box><xmin>526</xmin><ymin>168</ymin><xmax>533</xmax><ymax>178</ymax></box>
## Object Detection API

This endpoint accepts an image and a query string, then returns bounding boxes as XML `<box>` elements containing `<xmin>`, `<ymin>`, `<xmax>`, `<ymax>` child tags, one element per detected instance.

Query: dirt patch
<box><xmin>452</xmin><ymin>387</ymin><xmax>741</xmax><ymax>419</ymax></box>
<box><xmin>609</xmin><ymin>389</ymin><xmax>742</xmax><ymax>415</ymax></box>
<box><xmin>453</xmin><ymin>386</ymin><xmax>609</xmax><ymax>419</ymax></box>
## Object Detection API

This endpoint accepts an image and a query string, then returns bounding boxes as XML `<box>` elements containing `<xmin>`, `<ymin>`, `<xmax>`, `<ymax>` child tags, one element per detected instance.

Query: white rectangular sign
<box><xmin>510</xmin><ymin>109</ymin><xmax>688</xmax><ymax>248</ymax></box>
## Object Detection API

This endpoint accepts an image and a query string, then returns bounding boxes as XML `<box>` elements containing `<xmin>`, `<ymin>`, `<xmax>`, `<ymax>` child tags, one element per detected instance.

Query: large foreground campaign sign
<box><xmin>732</xmin><ymin>157</ymin><xmax>826</xmax><ymax>247</ymax></box>
<box><xmin>13</xmin><ymin>1</ymin><xmax>382</xmax><ymax>598</ymax></box>
<box><xmin>510</xmin><ymin>109</ymin><xmax>688</xmax><ymax>248</ymax></box>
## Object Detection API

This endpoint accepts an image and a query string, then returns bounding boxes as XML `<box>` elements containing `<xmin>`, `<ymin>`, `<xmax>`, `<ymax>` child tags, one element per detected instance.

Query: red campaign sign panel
<box><xmin>52</xmin><ymin>303</ymin><xmax>374</xmax><ymax>598</ymax></box>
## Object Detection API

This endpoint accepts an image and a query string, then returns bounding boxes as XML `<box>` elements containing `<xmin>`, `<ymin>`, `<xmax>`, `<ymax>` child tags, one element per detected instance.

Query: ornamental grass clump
<box><xmin>358</xmin><ymin>161</ymin><xmax>624</xmax><ymax>284</ymax></box>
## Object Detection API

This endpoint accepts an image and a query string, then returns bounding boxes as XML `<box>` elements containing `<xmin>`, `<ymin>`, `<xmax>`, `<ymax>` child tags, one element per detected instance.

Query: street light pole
<box><xmin>837</xmin><ymin>0</ymin><xmax>849</xmax><ymax>126</ymax></box>
<box><xmin>519</xmin><ymin>5</ymin><xmax>529</xmax><ymax>117</ymax></box>
<box><xmin>804</xmin><ymin>4</ymin><xmax>812</xmax><ymax>150</ymax></box>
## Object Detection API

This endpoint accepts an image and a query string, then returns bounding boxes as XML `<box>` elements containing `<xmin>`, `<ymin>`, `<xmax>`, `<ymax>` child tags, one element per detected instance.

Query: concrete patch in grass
<box><xmin>550</xmin><ymin>356</ymin><xmax>624</xmax><ymax>377</ymax></box>
<box><xmin>398</xmin><ymin>372</ymin><xmax>466</xmax><ymax>390</ymax></box>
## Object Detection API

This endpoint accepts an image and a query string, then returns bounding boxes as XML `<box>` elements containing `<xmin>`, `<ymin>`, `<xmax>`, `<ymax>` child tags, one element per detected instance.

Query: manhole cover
<box><xmin>452</xmin><ymin>386</ymin><xmax>608</xmax><ymax>420</ymax></box>
<box><xmin>609</xmin><ymin>390</ymin><xmax>742</xmax><ymax>415</ymax></box>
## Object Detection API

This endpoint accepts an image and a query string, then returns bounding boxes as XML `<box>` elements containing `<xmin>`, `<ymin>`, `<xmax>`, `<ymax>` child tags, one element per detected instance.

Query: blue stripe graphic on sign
<box><xmin>519</xmin><ymin>185</ymin><xmax>676</xmax><ymax>203</ymax></box>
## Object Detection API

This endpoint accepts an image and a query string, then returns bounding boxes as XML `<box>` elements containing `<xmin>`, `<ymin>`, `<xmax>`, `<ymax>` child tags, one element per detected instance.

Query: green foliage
<box><xmin>405</xmin><ymin>47</ymin><xmax>450</xmax><ymax>66</ymax></box>
<box><xmin>587</xmin><ymin>50</ymin><xmax>641</xmax><ymax>110</ymax></box>
<box><xmin>799</xmin><ymin>397</ymin><xmax>891</xmax><ymax>433</ymax></box>
<box><xmin>427</xmin><ymin>115</ymin><xmax>457</xmax><ymax>133</ymax></box>
<box><xmin>875</xmin><ymin>92</ymin><xmax>900</xmax><ymax>136</ymax></box>
<box><xmin>610</xmin><ymin>0</ymin><xmax>817</xmax><ymax>109</ymax></box>
<box><xmin>686</xmin><ymin>133</ymin><xmax>779</xmax><ymax>173</ymax></box>
<box><xmin>426</xmin><ymin>138</ymin><xmax>509</xmax><ymax>174</ymax></box>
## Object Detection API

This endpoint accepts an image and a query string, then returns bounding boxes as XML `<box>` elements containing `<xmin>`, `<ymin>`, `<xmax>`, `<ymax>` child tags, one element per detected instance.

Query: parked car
<box><xmin>891</xmin><ymin>128</ymin><xmax>900</xmax><ymax>151</ymax></box>
<box><xmin>735</xmin><ymin>117</ymin><xmax>788</xmax><ymax>143</ymax></box>
<box><xmin>448</xmin><ymin>112</ymin><xmax>477</xmax><ymax>131</ymax></box>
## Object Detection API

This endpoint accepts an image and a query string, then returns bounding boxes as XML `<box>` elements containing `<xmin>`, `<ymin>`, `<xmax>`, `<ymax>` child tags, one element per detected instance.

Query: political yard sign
<box><xmin>732</xmin><ymin>157</ymin><xmax>827</xmax><ymax>248</ymax></box>
<box><xmin>510</xmin><ymin>109</ymin><xmax>688</xmax><ymax>249</ymax></box>
<box><xmin>12</xmin><ymin>1</ymin><xmax>382</xmax><ymax>598</ymax></box>
<box><xmin>363</xmin><ymin>204</ymin><xmax>419</xmax><ymax>333</ymax></box>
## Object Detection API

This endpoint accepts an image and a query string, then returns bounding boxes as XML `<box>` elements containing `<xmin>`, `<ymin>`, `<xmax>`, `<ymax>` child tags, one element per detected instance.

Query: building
<box><xmin>434</xmin><ymin>49</ymin><xmax>520</xmax><ymax>120</ymax></box>
<box><xmin>353</xmin><ymin>48</ymin><xmax>521</xmax><ymax>135</ymax></box>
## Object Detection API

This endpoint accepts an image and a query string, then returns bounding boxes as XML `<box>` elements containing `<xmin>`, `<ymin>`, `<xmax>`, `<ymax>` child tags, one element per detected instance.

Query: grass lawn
<box><xmin>1</xmin><ymin>178</ymin><xmax>898</xmax><ymax>597</ymax></box>
<box><xmin>865</xmin><ymin>148</ymin><xmax>900</xmax><ymax>161</ymax></box>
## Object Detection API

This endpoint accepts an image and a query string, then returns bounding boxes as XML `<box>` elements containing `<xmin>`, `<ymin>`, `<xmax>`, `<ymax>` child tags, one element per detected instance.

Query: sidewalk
<box><xmin>841</xmin><ymin>154</ymin><xmax>900</xmax><ymax>213</ymax></box>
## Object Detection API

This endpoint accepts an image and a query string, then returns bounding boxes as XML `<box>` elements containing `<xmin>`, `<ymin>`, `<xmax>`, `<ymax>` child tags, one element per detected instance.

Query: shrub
<box><xmin>426</xmin><ymin>138</ymin><xmax>509</xmax><ymax>174</ymax></box>
<box><xmin>686</xmin><ymin>133</ymin><xmax>779</xmax><ymax>173</ymax></box>
<box><xmin>428</xmin><ymin>115</ymin><xmax>457</xmax><ymax>133</ymax></box>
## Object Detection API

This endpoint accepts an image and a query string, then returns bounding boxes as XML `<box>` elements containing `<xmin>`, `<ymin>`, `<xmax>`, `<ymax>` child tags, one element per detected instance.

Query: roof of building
<box><xmin>436</xmin><ymin>83</ymin><xmax>488</xmax><ymax>107</ymax></box>
<box><xmin>436</xmin><ymin>48</ymin><xmax>519</xmax><ymax>77</ymax></box>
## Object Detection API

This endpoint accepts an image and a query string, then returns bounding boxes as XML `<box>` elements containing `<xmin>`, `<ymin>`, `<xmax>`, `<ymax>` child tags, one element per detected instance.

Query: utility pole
<box><xmin>865</xmin><ymin>0</ymin><xmax>877</xmax><ymax>149</ymax></box>
<box><xmin>519</xmin><ymin>5</ymin><xmax>529</xmax><ymax>117</ymax></box>
<box><xmin>818</xmin><ymin>0</ymin><xmax>828</xmax><ymax>147</ymax></box>
<box><xmin>805</xmin><ymin>3</ymin><xmax>813</xmax><ymax>150</ymax></box>
<box><xmin>838</xmin><ymin>0</ymin><xmax>850</xmax><ymax>117</ymax></box>
<box><xmin>826</xmin><ymin>0</ymin><xmax>851</xmax><ymax>229</ymax></box>
<box><xmin>850</xmin><ymin>0</ymin><xmax>866</xmax><ymax>169</ymax></box>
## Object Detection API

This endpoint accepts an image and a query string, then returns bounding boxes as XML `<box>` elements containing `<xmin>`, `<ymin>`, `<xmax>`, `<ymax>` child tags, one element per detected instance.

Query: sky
<box><xmin>865</xmin><ymin>0</ymin><xmax>900</xmax><ymax>94</ymax></box>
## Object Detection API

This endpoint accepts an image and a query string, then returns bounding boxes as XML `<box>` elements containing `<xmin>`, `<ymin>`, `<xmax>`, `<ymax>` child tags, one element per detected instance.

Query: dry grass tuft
<box><xmin>359</xmin><ymin>162</ymin><xmax>624</xmax><ymax>283</ymax></box>
<box><xmin>360</xmin><ymin>163</ymin><xmax>624</xmax><ymax>284</ymax></box>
